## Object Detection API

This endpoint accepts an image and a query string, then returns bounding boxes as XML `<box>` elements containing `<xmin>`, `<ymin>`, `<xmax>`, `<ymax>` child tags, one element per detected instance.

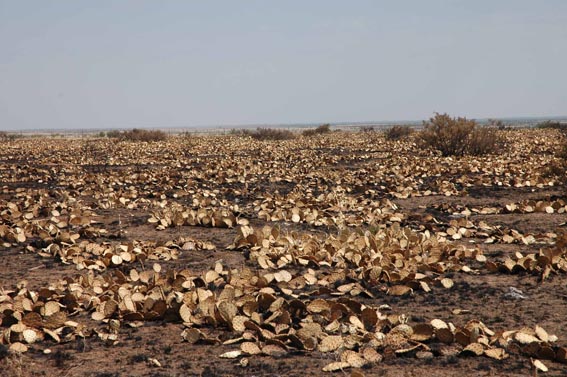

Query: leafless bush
<box><xmin>419</xmin><ymin>113</ymin><xmax>503</xmax><ymax>156</ymax></box>
<box><xmin>302</xmin><ymin>124</ymin><xmax>331</xmax><ymax>137</ymax></box>
<box><xmin>360</xmin><ymin>126</ymin><xmax>376</xmax><ymax>133</ymax></box>
<box><xmin>384</xmin><ymin>125</ymin><xmax>414</xmax><ymax>140</ymax></box>
<box><xmin>115</xmin><ymin>128</ymin><xmax>168</xmax><ymax>142</ymax></box>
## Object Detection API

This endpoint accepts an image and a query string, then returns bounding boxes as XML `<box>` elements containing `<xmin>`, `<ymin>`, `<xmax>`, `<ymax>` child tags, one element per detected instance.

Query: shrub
<box><xmin>545</xmin><ymin>160</ymin><xmax>566</xmax><ymax>179</ymax></box>
<box><xmin>118</xmin><ymin>128</ymin><xmax>168</xmax><ymax>142</ymax></box>
<box><xmin>536</xmin><ymin>120</ymin><xmax>567</xmax><ymax>130</ymax></box>
<box><xmin>178</xmin><ymin>131</ymin><xmax>192</xmax><ymax>139</ymax></box>
<box><xmin>250</xmin><ymin>128</ymin><xmax>295</xmax><ymax>141</ymax></box>
<box><xmin>302</xmin><ymin>124</ymin><xmax>331</xmax><ymax>137</ymax></box>
<box><xmin>558</xmin><ymin>141</ymin><xmax>567</xmax><ymax>159</ymax></box>
<box><xmin>360</xmin><ymin>126</ymin><xmax>376</xmax><ymax>133</ymax></box>
<box><xmin>0</xmin><ymin>132</ymin><xmax>20</xmax><ymax>141</ymax></box>
<box><xmin>467</xmin><ymin>127</ymin><xmax>504</xmax><ymax>156</ymax></box>
<box><xmin>229</xmin><ymin>129</ymin><xmax>254</xmax><ymax>137</ymax></box>
<box><xmin>384</xmin><ymin>125</ymin><xmax>414</xmax><ymax>140</ymax></box>
<box><xmin>419</xmin><ymin>113</ymin><xmax>503</xmax><ymax>157</ymax></box>
<box><xmin>545</xmin><ymin>142</ymin><xmax>567</xmax><ymax>184</ymax></box>
<box><xmin>487</xmin><ymin>119</ymin><xmax>513</xmax><ymax>130</ymax></box>
<box><xmin>542</xmin><ymin>128</ymin><xmax>567</xmax><ymax>184</ymax></box>
<box><xmin>106</xmin><ymin>130</ymin><xmax>122</xmax><ymax>138</ymax></box>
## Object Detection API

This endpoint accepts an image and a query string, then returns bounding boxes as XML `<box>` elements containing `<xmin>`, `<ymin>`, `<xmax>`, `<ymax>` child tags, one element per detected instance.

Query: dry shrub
<box><xmin>360</xmin><ymin>125</ymin><xmax>376</xmax><ymax>133</ymax></box>
<box><xmin>545</xmin><ymin>160</ymin><xmax>566</xmax><ymax>179</ymax></box>
<box><xmin>0</xmin><ymin>131</ymin><xmax>18</xmax><ymax>141</ymax></box>
<box><xmin>178</xmin><ymin>131</ymin><xmax>192</xmax><ymax>139</ymax></box>
<box><xmin>545</xmin><ymin>136</ymin><xmax>567</xmax><ymax>184</ymax></box>
<box><xmin>467</xmin><ymin>127</ymin><xmax>504</xmax><ymax>156</ymax></box>
<box><xmin>118</xmin><ymin>128</ymin><xmax>168</xmax><ymax>142</ymax></box>
<box><xmin>419</xmin><ymin>113</ymin><xmax>503</xmax><ymax>156</ymax></box>
<box><xmin>250</xmin><ymin>128</ymin><xmax>295</xmax><ymax>141</ymax></box>
<box><xmin>558</xmin><ymin>141</ymin><xmax>567</xmax><ymax>159</ymax></box>
<box><xmin>106</xmin><ymin>130</ymin><xmax>122</xmax><ymax>138</ymax></box>
<box><xmin>487</xmin><ymin>119</ymin><xmax>513</xmax><ymax>130</ymax></box>
<box><xmin>229</xmin><ymin>129</ymin><xmax>253</xmax><ymax>137</ymax></box>
<box><xmin>537</xmin><ymin>121</ymin><xmax>567</xmax><ymax>141</ymax></box>
<box><xmin>302</xmin><ymin>124</ymin><xmax>331</xmax><ymax>137</ymax></box>
<box><xmin>384</xmin><ymin>125</ymin><xmax>413</xmax><ymax>140</ymax></box>
<box><xmin>536</xmin><ymin>120</ymin><xmax>567</xmax><ymax>131</ymax></box>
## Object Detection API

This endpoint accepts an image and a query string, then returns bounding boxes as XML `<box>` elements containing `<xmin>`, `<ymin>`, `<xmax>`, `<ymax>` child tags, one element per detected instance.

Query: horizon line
<box><xmin>3</xmin><ymin>114</ymin><xmax>567</xmax><ymax>133</ymax></box>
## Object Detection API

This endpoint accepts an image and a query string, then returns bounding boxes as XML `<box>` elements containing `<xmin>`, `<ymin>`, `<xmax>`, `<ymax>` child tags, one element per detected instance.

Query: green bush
<box><xmin>419</xmin><ymin>113</ymin><xmax>503</xmax><ymax>156</ymax></box>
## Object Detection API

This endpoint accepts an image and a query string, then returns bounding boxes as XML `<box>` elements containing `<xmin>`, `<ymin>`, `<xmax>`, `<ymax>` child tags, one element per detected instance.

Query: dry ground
<box><xmin>1</xmin><ymin>129</ymin><xmax>567</xmax><ymax>376</ymax></box>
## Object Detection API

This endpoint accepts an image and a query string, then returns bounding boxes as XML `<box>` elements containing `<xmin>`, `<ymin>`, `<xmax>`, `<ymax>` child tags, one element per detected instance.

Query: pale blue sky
<box><xmin>0</xmin><ymin>1</ymin><xmax>565</xmax><ymax>130</ymax></box>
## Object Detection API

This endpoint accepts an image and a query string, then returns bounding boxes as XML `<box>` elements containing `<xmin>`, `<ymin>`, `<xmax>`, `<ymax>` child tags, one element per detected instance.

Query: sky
<box><xmin>0</xmin><ymin>1</ymin><xmax>566</xmax><ymax>130</ymax></box>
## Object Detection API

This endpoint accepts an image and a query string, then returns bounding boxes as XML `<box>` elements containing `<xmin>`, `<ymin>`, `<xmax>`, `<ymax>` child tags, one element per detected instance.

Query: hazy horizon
<box><xmin>1</xmin><ymin>1</ymin><xmax>566</xmax><ymax>131</ymax></box>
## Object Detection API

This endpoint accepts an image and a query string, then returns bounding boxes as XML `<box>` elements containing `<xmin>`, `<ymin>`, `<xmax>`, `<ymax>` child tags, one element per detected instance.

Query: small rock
<box><xmin>503</xmin><ymin>287</ymin><xmax>527</xmax><ymax>300</ymax></box>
